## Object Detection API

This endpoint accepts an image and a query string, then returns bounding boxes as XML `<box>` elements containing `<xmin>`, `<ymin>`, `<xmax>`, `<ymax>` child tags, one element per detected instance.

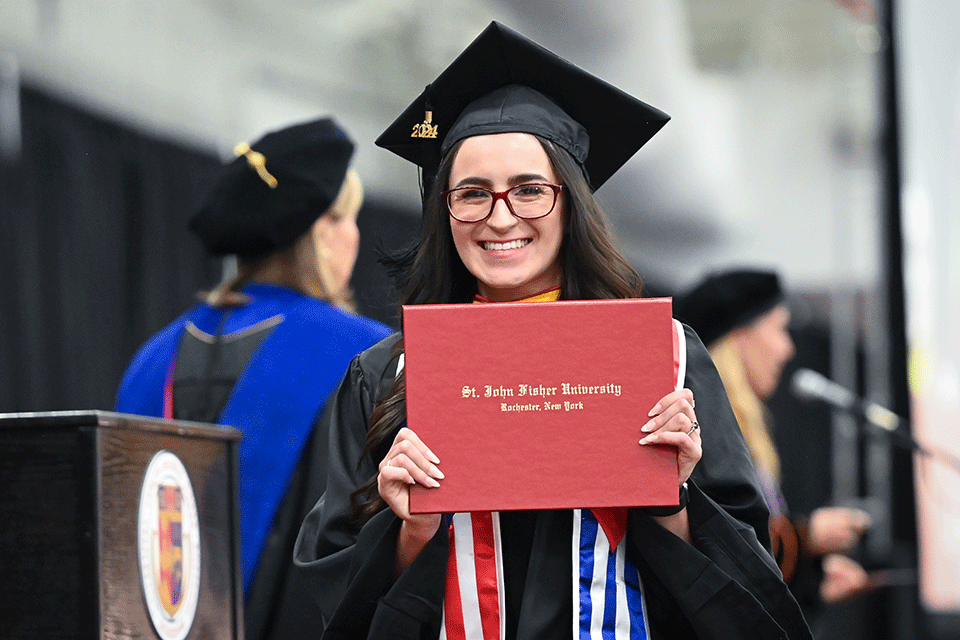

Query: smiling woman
<box><xmin>294</xmin><ymin>21</ymin><xmax>814</xmax><ymax>640</ymax></box>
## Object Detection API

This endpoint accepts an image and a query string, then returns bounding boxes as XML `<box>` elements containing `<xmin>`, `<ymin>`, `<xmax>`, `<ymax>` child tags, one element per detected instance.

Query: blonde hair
<box><xmin>316</xmin><ymin>170</ymin><xmax>362</xmax><ymax>310</ymax></box>
<box><xmin>327</xmin><ymin>170</ymin><xmax>363</xmax><ymax>222</ymax></box>
<box><xmin>709</xmin><ymin>335</ymin><xmax>782</xmax><ymax>481</ymax></box>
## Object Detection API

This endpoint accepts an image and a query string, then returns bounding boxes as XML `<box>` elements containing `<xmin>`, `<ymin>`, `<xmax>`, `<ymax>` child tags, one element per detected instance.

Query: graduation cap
<box><xmin>375</xmin><ymin>21</ymin><xmax>670</xmax><ymax>194</ymax></box>
<box><xmin>190</xmin><ymin>117</ymin><xmax>355</xmax><ymax>258</ymax></box>
<box><xmin>673</xmin><ymin>269</ymin><xmax>785</xmax><ymax>347</ymax></box>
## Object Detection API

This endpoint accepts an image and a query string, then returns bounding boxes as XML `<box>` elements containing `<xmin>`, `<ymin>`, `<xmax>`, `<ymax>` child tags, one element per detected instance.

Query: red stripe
<box><xmin>444</xmin><ymin>519</ymin><xmax>466</xmax><ymax>640</ymax></box>
<box><xmin>472</xmin><ymin>512</ymin><xmax>501</xmax><ymax>640</ymax></box>
<box><xmin>163</xmin><ymin>358</ymin><xmax>175</xmax><ymax>420</ymax></box>
<box><xmin>590</xmin><ymin>507</ymin><xmax>628</xmax><ymax>549</ymax></box>
<box><xmin>672</xmin><ymin>320</ymin><xmax>680</xmax><ymax>385</ymax></box>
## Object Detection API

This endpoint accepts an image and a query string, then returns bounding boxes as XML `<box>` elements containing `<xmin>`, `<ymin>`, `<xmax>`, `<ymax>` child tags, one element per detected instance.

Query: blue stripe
<box><xmin>579</xmin><ymin>511</ymin><xmax>598</xmax><ymax>639</ymax></box>
<box><xmin>624</xmin><ymin>562</ymin><xmax>647</xmax><ymax>640</ymax></box>
<box><xmin>602</xmin><ymin>549</ymin><xmax>618</xmax><ymax>640</ymax></box>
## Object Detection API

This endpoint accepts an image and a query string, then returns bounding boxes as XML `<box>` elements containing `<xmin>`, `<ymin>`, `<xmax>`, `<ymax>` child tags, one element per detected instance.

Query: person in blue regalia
<box><xmin>294</xmin><ymin>22</ymin><xmax>813</xmax><ymax>640</ymax></box>
<box><xmin>114</xmin><ymin>117</ymin><xmax>392</xmax><ymax>640</ymax></box>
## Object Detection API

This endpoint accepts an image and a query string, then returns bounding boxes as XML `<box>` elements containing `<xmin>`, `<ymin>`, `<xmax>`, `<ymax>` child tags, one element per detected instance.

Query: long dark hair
<box><xmin>350</xmin><ymin>134</ymin><xmax>644</xmax><ymax>523</ymax></box>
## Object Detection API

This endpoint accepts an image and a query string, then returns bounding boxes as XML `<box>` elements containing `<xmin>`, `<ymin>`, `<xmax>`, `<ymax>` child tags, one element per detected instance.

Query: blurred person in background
<box><xmin>114</xmin><ymin>117</ymin><xmax>392</xmax><ymax>640</ymax></box>
<box><xmin>675</xmin><ymin>268</ymin><xmax>874</xmax><ymax>631</ymax></box>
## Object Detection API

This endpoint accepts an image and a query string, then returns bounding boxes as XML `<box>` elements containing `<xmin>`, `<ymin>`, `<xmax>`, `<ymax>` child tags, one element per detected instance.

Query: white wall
<box><xmin>898</xmin><ymin>0</ymin><xmax>960</xmax><ymax>616</ymax></box>
<box><xmin>0</xmin><ymin>0</ymin><xmax>885</xmax><ymax>295</ymax></box>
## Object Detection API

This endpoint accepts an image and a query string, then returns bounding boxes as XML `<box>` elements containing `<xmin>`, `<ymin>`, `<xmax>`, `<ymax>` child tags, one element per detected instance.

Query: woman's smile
<box><xmin>480</xmin><ymin>238</ymin><xmax>532</xmax><ymax>252</ymax></box>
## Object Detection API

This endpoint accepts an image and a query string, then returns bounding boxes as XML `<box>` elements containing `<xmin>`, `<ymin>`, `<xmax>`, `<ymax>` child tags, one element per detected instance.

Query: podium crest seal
<box><xmin>137</xmin><ymin>450</ymin><xmax>201</xmax><ymax>640</ymax></box>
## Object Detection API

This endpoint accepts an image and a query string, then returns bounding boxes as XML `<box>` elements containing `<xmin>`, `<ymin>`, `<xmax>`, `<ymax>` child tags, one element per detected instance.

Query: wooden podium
<box><xmin>0</xmin><ymin>410</ymin><xmax>243</xmax><ymax>640</ymax></box>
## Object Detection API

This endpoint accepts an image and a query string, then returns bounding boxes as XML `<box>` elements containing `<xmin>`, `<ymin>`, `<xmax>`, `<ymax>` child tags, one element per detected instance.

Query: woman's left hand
<box><xmin>639</xmin><ymin>387</ymin><xmax>702</xmax><ymax>486</ymax></box>
<box><xmin>820</xmin><ymin>554</ymin><xmax>873</xmax><ymax>603</ymax></box>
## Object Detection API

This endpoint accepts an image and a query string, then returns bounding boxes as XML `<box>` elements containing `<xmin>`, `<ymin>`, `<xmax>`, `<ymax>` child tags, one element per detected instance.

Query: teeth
<box><xmin>482</xmin><ymin>239</ymin><xmax>531</xmax><ymax>251</ymax></box>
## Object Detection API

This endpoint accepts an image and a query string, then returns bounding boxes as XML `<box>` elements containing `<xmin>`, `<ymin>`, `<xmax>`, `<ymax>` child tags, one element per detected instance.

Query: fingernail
<box><xmin>641</xmin><ymin>419</ymin><xmax>655</xmax><ymax>433</ymax></box>
<box><xmin>430</xmin><ymin>465</ymin><xmax>445</xmax><ymax>479</ymax></box>
<box><xmin>427</xmin><ymin>477</ymin><xmax>441</xmax><ymax>488</ymax></box>
<box><xmin>427</xmin><ymin>452</ymin><xmax>440</xmax><ymax>464</ymax></box>
<box><xmin>639</xmin><ymin>435</ymin><xmax>653</xmax><ymax>445</ymax></box>
<box><xmin>648</xmin><ymin>403</ymin><xmax>662</xmax><ymax>417</ymax></box>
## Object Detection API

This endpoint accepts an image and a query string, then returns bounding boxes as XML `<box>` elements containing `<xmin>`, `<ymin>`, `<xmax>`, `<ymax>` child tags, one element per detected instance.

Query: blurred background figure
<box><xmin>675</xmin><ymin>268</ymin><xmax>874</xmax><ymax>633</ymax></box>
<box><xmin>113</xmin><ymin>117</ymin><xmax>393</xmax><ymax>640</ymax></box>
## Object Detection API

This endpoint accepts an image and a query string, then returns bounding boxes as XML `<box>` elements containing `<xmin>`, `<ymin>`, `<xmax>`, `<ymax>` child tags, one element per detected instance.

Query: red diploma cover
<box><xmin>402</xmin><ymin>297</ymin><xmax>677</xmax><ymax>514</ymax></box>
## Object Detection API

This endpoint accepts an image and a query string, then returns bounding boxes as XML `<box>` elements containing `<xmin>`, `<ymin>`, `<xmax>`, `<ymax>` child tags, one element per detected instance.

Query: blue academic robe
<box><xmin>115</xmin><ymin>282</ymin><xmax>392</xmax><ymax>596</ymax></box>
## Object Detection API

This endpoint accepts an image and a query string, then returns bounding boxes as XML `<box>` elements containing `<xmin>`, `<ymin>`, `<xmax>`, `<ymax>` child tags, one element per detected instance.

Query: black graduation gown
<box><xmin>295</xmin><ymin>329</ymin><xmax>813</xmax><ymax>640</ymax></box>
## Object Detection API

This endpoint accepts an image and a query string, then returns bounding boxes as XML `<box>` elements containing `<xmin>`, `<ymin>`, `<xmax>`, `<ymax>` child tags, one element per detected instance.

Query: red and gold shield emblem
<box><xmin>157</xmin><ymin>485</ymin><xmax>184</xmax><ymax>615</ymax></box>
<box><xmin>138</xmin><ymin>451</ymin><xmax>200</xmax><ymax>640</ymax></box>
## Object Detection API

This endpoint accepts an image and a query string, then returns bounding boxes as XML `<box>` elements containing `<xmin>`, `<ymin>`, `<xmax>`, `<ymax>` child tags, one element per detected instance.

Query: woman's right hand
<box><xmin>378</xmin><ymin>427</ymin><xmax>445</xmax><ymax>573</ymax></box>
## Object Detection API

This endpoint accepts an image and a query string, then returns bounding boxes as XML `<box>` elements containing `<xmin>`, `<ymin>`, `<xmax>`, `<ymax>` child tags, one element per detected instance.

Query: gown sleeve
<box><xmin>293</xmin><ymin>334</ymin><xmax>448</xmax><ymax>640</ymax></box>
<box><xmin>682</xmin><ymin>323</ymin><xmax>773</xmax><ymax>550</ymax></box>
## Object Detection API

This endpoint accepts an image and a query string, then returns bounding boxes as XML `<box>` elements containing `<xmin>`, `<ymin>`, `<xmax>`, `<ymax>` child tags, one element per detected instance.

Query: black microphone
<box><xmin>791</xmin><ymin>368</ymin><xmax>901</xmax><ymax>432</ymax></box>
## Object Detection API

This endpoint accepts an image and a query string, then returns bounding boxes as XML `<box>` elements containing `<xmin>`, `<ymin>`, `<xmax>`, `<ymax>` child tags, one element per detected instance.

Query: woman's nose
<box><xmin>782</xmin><ymin>333</ymin><xmax>796</xmax><ymax>361</ymax></box>
<box><xmin>485</xmin><ymin>198</ymin><xmax>518</xmax><ymax>230</ymax></box>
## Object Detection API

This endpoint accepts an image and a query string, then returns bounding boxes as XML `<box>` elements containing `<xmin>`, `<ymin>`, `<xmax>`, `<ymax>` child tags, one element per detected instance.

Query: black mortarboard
<box><xmin>674</xmin><ymin>269</ymin><xmax>785</xmax><ymax>347</ymax></box>
<box><xmin>190</xmin><ymin>117</ymin><xmax>354</xmax><ymax>258</ymax></box>
<box><xmin>375</xmin><ymin>21</ymin><xmax>669</xmax><ymax>193</ymax></box>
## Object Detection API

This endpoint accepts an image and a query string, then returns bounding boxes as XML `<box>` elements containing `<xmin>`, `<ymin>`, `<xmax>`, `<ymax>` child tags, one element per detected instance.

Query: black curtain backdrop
<box><xmin>0</xmin><ymin>86</ymin><xmax>223</xmax><ymax>413</ymax></box>
<box><xmin>0</xmin><ymin>85</ymin><xmax>417</xmax><ymax>414</ymax></box>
